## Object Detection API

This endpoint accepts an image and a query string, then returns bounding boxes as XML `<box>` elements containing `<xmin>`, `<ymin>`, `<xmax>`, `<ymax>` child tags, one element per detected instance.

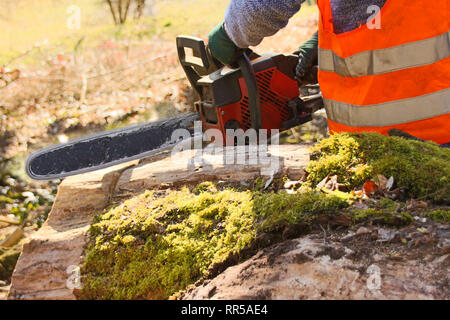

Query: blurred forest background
<box><xmin>0</xmin><ymin>0</ymin><xmax>318</xmax><ymax>283</ymax></box>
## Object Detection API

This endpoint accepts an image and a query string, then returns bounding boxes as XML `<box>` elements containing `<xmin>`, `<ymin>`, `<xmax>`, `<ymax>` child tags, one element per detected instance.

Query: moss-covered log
<box><xmin>8</xmin><ymin>134</ymin><xmax>450</xmax><ymax>300</ymax></box>
<box><xmin>79</xmin><ymin>133</ymin><xmax>450</xmax><ymax>299</ymax></box>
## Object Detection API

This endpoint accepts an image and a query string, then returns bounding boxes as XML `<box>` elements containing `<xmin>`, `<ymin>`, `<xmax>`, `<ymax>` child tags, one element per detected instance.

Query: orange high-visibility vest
<box><xmin>317</xmin><ymin>0</ymin><xmax>450</xmax><ymax>144</ymax></box>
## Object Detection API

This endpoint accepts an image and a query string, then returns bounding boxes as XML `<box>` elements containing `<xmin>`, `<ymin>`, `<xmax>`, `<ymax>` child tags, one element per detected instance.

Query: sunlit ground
<box><xmin>0</xmin><ymin>0</ymin><xmax>318</xmax><ymax>66</ymax></box>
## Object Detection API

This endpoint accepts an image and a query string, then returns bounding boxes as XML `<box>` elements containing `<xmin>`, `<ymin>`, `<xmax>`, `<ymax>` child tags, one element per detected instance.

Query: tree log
<box><xmin>8</xmin><ymin>145</ymin><xmax>310</xmax><ymax>299</ymax></box>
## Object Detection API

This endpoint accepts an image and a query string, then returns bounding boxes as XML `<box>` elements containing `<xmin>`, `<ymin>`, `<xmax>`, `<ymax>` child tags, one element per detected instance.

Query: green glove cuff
<box><xmin>294</xmin><ymin>31</ymin><xmax>318</xmax><ymax>57</ymax></box>
<box><xmin>208</xmin><ymin>21</ymin><xmax>239</xmax><ymax>66</ymax></box>
<box><xmin>294</xmin><ymin>31</ymin><xmax>319</xmax><ymax>80</ymax></box>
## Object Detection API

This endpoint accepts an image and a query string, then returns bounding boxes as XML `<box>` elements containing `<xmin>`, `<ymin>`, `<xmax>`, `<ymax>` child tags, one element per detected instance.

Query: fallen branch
<box><xmin>4</xmin><ymin>45</ymin><xmax>39</xmax><ymax>67</ymax></box>
<box><xmin>0</xmin><ymin>217</ymin><xmax>21</xmax><ymax>226</ymax></box>
<box><xmin>0</xmin><ymin>226</ymin><xmax>24</xmax><ymax>247</ymax></box>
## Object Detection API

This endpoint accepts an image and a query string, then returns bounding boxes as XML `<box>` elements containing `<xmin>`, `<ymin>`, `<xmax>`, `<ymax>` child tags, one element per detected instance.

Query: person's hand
<box><xmin>208</xmin><ymin>21</ymin><xmax>241</xmax><ymax>66</ymax></box>
<box><xmin>294</xmin><ymin>31</ymin><xmax>318</xmax><ymax>84</ymax></box>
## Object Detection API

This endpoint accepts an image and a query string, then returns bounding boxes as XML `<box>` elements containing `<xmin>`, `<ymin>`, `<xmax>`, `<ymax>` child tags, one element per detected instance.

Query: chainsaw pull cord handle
<box><xmin>237</xmin><ymin>52</ymin><xmax>263</xmax><ymax>131</ymax></box>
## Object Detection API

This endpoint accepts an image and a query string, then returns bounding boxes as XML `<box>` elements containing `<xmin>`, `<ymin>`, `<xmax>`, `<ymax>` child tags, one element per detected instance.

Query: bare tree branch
<box><xmin>123</xmin><ymin>0</ymin><xmax>132</xmax><ymax>23</ymax></box>
<box><xmin>106</xmin><ymin>0</ymin><xmax>118</xmax><ymax>24</ymax></box>
<box><xmin>106</xmin><ymin>0</ymin><xmax>140</xmax><ymax>25</ymax></box>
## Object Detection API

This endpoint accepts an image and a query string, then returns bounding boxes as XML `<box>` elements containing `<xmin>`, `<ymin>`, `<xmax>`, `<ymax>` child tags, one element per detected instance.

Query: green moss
<box><xmin>349</xmin><ymin>208</ymin><xmax>413</xmax><ymax>226</ymax></box>
<box><xmin>0</xmin><ymin>195</ymin><xmax>13</xmax><ymax>204</ymax></box>
<box><xmin>252</xmin><ymin>177</ymin><xmax>267</xmax><ymax>191</ymax></box>
<box><xmin>254</xmin><ymin>191</ymin><xmax>349</xmax><ymax>232</ymax></box>
<box><xmin>79</xmin><ymin>187</ymin><xmax>349</xmax><ymax>300</ymax></box>
<box><xmin>307</xmin><ymin>133</ymin><xmax>450</xmax><ymax>202</ymax></box>
<box><xmin>425</xmin><ymin>209</ymin><xmax>450</xmax><ymax>223</ymax></box>
<box><xmin>379</xmin><ymin>198</ymin><xmax>398</xmax><ymax>210</ymax></box>
<box><xmin>192</xmin><ymin>181</ymin><xmax>217</xmax><ymax>194</ymax></box>
<box><xmin>322</xmin><ymin>189</ymin><xmax>359</xmax><ymax>203</ymax></box>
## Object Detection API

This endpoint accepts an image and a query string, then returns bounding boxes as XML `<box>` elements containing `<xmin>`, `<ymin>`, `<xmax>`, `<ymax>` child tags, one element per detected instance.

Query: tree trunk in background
<box><xmin>106</xmin><ymin>0</ymin><xmax>149</xmax><ymax>25</ymax></box>
<box><xmin>134</xmin><ymin>0</ymin><xmax>147</xmax><ymax>19</ymax></box>
<box><xmin>106</xmin><ymin>0</ymin><xmax>118</xmax><ymax>24</ymax></box>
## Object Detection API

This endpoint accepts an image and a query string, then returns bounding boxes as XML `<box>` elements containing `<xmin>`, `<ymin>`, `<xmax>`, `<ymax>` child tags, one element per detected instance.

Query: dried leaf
<box><xmin>376</xmin><ymin>174</ymin><xmax>388</xmax><ymax>189</ymax></box>
<box><xmin>406</xmin><ymin>199</ymin><xmax>428</xmax><ymax>210</ymax></box>
<box><xmin>386</xmin><ymin>176</ymin><xmax>394</xmax><ymax>190</ymax></box>
<box><xmin>263</xmin><ymin>174</ymin><xmax>274</xmax><ymax>190</ymax></box>
<box><xmin>363</xmin><ymin>180</ymin><xmax>378</xmax><ymax>195</ymax></box>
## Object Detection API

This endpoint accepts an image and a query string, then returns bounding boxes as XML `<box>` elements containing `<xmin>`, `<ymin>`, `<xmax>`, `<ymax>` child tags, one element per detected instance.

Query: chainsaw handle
<box><xmin>237</xmin><ymin>53</ymin><xmax>263</xmax><ymax>130</ymax></box>
<box><xmin>176</xmin><ymin>36</ymin><xmax>210</xmax><ymax>95</ymax></box>
<box><xmin>177</xmin><ymin>36</ymin><xmax>262</xmax><ymax>130</ymax></box>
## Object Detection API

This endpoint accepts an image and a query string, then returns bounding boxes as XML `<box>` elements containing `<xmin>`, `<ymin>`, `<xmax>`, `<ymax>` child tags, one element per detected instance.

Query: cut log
<box><xmin>7</xmin><ymin>161</ymin><xmax>139</xmax><ymax>300</ymax></box>
<box><xmin>8</xmin><ymin>145</ymin><xmax>311</xmax><ymax>300</ymax></box>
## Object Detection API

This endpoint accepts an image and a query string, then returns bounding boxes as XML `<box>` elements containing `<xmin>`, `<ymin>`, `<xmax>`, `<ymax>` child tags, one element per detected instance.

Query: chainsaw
<box><xmin>26</xmin><ymin>36</ymin><xmax>324</xmax><ymax>180</ymax></box>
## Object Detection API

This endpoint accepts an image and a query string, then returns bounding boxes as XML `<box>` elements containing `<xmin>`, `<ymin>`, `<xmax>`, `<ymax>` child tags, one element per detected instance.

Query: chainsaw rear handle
<box><xmin>177</xmin><ymin>35</ymin><xmax>262</xmax><ymax>131</ymax></box>
<box><xmin>176</xmin><ymin>35</ymin><xmax>210</xmax><ymax>95</ymax></box>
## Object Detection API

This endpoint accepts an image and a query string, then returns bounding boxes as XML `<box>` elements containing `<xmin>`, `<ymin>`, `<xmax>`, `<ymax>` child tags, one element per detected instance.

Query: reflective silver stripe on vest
<box><xmin>319</xmin><ymin>31</ymin><xmax>450</xmax><ymax>77</ymax></box>
<box><xmin>324</xmin><ymin>88</ymin><xmax>450</xmax><ymax>127</ymax></box>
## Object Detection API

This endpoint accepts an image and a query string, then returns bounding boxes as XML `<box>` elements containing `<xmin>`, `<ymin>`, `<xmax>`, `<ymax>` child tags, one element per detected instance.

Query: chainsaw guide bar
<box><xmin>26</xmin><ymin>112</ymin><xmax>200</xmax><ymax>180</ymax></box>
